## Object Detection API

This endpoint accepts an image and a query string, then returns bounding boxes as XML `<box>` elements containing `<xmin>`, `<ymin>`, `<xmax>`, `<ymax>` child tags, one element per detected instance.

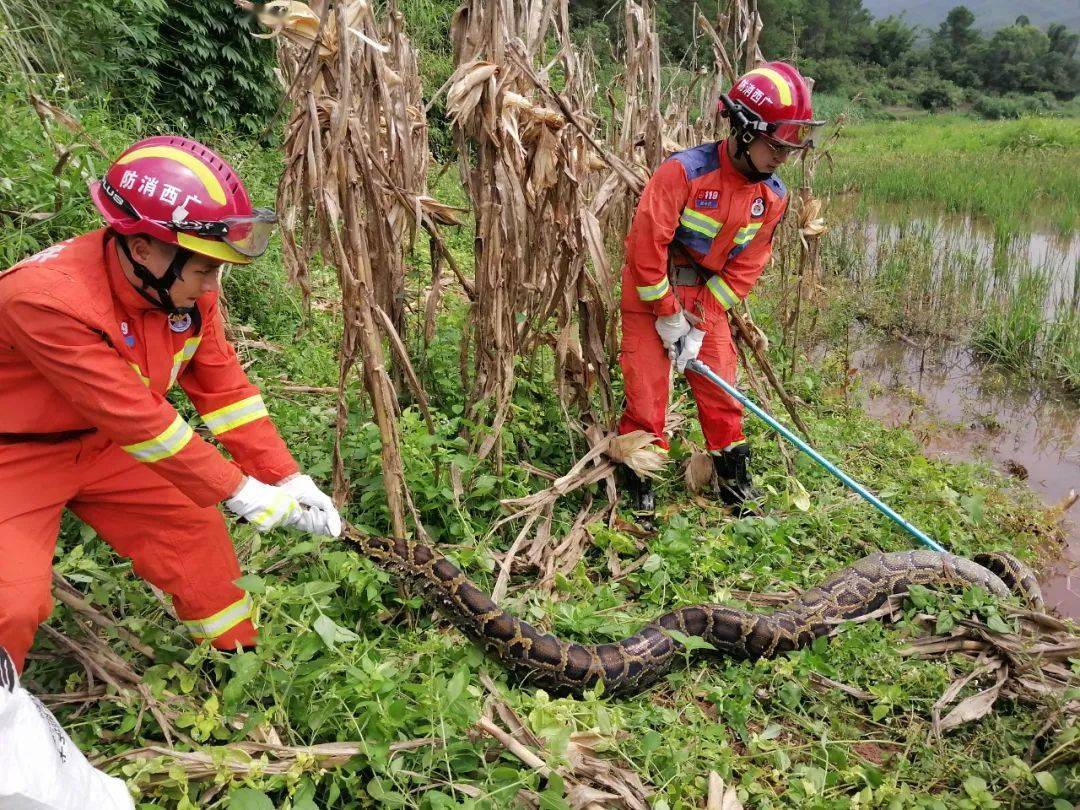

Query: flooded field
<box><xmin>828</xmin><ymin>204</ymin><xmax>1080</xmax><ymax>617</ymax></box>
<box><xmin>853</xmin><ymin>335</ymin><xmax>1080</xmax><ymax>617</ymax></box>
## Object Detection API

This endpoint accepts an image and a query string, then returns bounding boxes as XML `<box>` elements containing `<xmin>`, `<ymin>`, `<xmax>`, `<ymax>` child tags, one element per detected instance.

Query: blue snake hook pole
<box><xmin>685</xmin><ymin>358</ymin><xmax>947</xmax><ymax>554</ymax></box>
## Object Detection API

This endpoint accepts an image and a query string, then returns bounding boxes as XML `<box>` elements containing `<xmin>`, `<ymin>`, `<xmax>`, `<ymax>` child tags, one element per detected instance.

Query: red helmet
<box><xmin>90</xmin><ymin>136</ymin><xmax>276</xmax><ymax>265</ymax></box>
<box><xmin>720</xmin><ymin>62</ymin><xmax>824</xmax><ymax>150</ymax></box>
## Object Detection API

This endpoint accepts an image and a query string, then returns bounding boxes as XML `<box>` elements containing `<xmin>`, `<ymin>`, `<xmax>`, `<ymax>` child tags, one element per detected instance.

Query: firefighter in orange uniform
<box><xmin>617</xmin><ymin>63</ymin><xmax>823</xmax><ymax>519</ymax></box>
<box><xmin>0</xmin><ymin>136</ymin><xmax>342</xmax><ymax>673</ymax></box>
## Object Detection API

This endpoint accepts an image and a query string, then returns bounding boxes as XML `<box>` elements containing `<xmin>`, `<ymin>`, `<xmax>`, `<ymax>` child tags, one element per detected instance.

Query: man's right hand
<box><xmin>225</xmin><ymin>476</ymin><xmax>307</xmax><ymax>533</ymax></box>
<box><xmin>655</xmin><ymin>311</ymin><xmax>691</xmax><ymax>359</ymax></box>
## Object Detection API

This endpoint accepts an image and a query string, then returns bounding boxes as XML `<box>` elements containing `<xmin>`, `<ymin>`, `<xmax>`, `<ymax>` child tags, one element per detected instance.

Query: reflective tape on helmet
<box><xmin>732</xmin><ymin>222</ymin><xmax>763</xmax><ymax>246</ymax></box>
<box><xmin>167</xmin><ymin>337</ymin><xmax>202</xmax><ymax>388</ymax></box>
<box><xmin>636</xmin><ymin>277</ymin><xmax>671</xmax><ymax>302</ymax></box>
<box><xmin>116</xmin><ymin>145</ymin><xmax>227</xmax><ymax>204</ymax></box>
<box><xmin>678</xmin><ymin>207</ymin><xmax>722</xmax><ymax>238</ymax></box>
<box><xmin>122</xmin><ymin>414</ymin><xmax>194</xmax><ymax>462</ymax></box>
<box><xmin>200</xmin><ymin>394</ymin><xmax>269</xmax><ymax>436</ymax></box>
<box><xmin>706</xmin><ymin>274</ymin><xmax>740</xmax><ymax>310</ymax></box>
<box><xmin>744</xmin><ymin>67</ymin><xmax>794</xmax><ymax>106</ymax></box>
<box><xmin>184</xmin><ymin>594</ymin><xmax>254</xmax><ymax>640</ymax></box>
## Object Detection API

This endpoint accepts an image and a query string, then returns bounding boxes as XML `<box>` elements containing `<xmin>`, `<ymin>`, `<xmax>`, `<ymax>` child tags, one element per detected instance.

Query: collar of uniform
<box><xmin>104</xmin><ymin>232</ymin><xmax>160</xmax><ymax>313</ymax></box>
<box><xmin>718</xmin><ymin>139</ymin><xmax>770</xmax><ymax>187</ymax></box>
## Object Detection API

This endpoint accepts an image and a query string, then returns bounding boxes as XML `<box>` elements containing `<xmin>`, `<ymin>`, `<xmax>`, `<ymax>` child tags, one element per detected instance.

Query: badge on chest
<box><xmin>168</xmin><ymin>312</ymin><xmax>193</xmax><ymax>333</ymax></box>
<box><xmin>695</xmin><ymin>189</ymin><xmax>720</xmax><ymax>209</ymax></box>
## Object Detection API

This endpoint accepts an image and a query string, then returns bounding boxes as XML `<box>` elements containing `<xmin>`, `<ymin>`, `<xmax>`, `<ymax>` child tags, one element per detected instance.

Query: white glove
<box><xmin>675</xmin><ymin>328</ymin><xmax>706</xmax><ymax>372</ymax></box>
<box><xmin>655</xmin><ymin>310</ymin><xmax>691</xmax><ymax>357</ymax></box>
<box><xmin>279</xmin><ymin>474</ymin><xmax>342</xmax><ymax>538</ymax></box>
<box><xmin>225</xmin><ymin>476</ymin><xmax>306</xmax><ymax>533</ymax></box>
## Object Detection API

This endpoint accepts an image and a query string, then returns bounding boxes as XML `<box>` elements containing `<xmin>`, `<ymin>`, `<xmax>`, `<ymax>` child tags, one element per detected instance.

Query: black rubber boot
<box><xmin>712</xmin><ymin>443</ymin><xmax>762</xmax><ymax>514</ymax></box>
<box><xmin>617</xmin><ymin>464</ymin><xmax>656</xmax><ymax>530</ymax></box>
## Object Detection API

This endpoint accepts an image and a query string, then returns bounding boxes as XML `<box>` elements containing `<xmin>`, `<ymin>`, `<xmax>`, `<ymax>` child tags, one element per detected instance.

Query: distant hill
<box><xmin>861</xmin><ymin>0</ymin><xmax>1080</xmax><ymax>33</ymax></box>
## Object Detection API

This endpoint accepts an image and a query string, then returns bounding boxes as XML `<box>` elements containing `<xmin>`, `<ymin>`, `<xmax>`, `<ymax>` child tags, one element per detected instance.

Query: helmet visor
<box><xmin>766</xmin><ymin>119</ymin><xmax>827</xmax><ymax>150</ymax></box>
<box><xmin>220</xmin><ymin>209</ymin><xmax>278</xmax><ymax>258</ymax></box>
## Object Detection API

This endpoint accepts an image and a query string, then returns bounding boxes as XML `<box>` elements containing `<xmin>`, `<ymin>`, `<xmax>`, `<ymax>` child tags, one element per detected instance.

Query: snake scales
<box><xmin>348</xmin><ymin>530</ymin><xmax>1042</xmax><ymax>697</ymax></box>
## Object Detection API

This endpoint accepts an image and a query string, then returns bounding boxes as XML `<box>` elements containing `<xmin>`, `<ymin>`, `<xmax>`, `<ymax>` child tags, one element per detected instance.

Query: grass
<box><xmin>815</xmin><ymin>114</ymin><xmax>1080</xmax><ymax>234</ymax></box>
<box><xmin>816</xmin><ymin>199</ymin><xmax>1080</xmax><ymax>395</ymax></box>
<box><xmin>2</xmin><ymin>91</ymin><xmax>1078</xmax><ymax>808</ymax></box>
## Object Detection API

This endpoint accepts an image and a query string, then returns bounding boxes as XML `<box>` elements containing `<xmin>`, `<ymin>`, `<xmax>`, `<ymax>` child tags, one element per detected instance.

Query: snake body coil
<box><xmin>352</xmin><ymin>532</ymin><xmax>1042</xmax><ymax>697</ymax></box>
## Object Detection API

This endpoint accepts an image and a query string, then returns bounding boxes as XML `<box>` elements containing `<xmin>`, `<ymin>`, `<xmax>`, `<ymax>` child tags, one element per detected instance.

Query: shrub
<box><xmin>915</xmin><ymin>79</ymin><xmax>961</xmax><ymax>111</ymax></box>
<box><xmin>973</xmin><ymin>92</ymin><xmax>1060</xmax><ymax>120</ymax></box>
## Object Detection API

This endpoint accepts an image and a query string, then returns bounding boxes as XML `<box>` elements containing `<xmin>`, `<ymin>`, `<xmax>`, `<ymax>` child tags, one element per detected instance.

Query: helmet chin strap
<box><xmin>730</xmin><ymin>133</ymin><xmax>773</xmax><ymax>182</ymax></box>
<box><xmin>115</xmin><ymin>234</ymin><xmax>190</xmax><ymax>314</ymax></box>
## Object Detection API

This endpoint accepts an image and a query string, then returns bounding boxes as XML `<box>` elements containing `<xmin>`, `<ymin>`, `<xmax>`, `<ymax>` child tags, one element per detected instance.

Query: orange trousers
<box><xmin>0</xmin><ymin>431</ymin><xmax>256</xmax><ymax>673</ymax></box>
<box><xmin>618</xmin><ymin>278</ymin><xmax>745</xmax><ymax>452</ymax></box>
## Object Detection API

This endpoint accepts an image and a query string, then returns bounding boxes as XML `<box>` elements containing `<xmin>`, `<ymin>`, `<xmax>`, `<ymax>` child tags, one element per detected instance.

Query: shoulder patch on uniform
<box><xmin>765</xmin><ymin>175</ymin><xmax>787</xmax><ymax>199</ymax></box>
<box><xmin>669</xmin><ymin>142</ymin><xmax>722</xmax><ymax>180</ymax></box>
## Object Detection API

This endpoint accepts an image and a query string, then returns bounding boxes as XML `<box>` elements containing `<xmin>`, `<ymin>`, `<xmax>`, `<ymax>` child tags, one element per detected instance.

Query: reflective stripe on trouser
<box><xmin>0</xmin><ymin>432</ymin><xmax>256</xmax><ymax>672</ymax></box>
<box><xmin>200</xmin><ymin>395</ymin><xmax>269</xmax><ymax>436</ymax></box>
<box><xmin>618</xmin><ymin>285</ymin><xmax>745</xmax><ymax>453</ymax></box>
<box><xmin>184</xmin><ymin>593</ymin><xmax>254</xmax><ymax>641</ymax></box>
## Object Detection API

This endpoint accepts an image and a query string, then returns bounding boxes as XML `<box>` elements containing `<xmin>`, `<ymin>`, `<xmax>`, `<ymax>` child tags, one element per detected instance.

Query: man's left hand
<box><xmin>675</xmin><ymin>328</ymin><xmax>706</xmax><ymax>372</ymax></box>
<box><xmin>278</xmin><ymin>474</ymin><xmax>342</xmax><ymax>538</ymax></box>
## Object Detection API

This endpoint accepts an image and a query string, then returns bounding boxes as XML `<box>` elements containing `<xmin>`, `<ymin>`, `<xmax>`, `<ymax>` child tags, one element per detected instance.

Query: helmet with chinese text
<box><xmin>720</xmin><ymin>62</ymin><xmax>825</xmax><ymax>151</ymax></box>
<box><xmin>89</xmin><ymin>135</ymin><xmax>276</xmax><ymax>265</ymax></box>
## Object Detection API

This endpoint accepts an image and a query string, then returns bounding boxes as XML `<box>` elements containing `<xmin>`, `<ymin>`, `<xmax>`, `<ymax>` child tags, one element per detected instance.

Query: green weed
<box><xmin>816</xmin><ymin>115</ymin><xmax>1080</xmax><ymax>233</ymax></box>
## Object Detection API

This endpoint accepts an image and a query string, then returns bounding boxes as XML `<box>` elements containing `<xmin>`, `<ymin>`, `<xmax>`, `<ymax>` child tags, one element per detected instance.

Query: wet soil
<box><xmin>851</xmin><ymin>336</ymin><xmax>1080</xmax><ymax>618</ymax></box>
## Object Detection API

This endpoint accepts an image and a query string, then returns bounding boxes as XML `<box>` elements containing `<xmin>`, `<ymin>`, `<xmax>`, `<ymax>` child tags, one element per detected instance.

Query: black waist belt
<box><xmin>0</xmin><ymin>428</ymin><xmax>97</xmax><ymax>444</ymax></box>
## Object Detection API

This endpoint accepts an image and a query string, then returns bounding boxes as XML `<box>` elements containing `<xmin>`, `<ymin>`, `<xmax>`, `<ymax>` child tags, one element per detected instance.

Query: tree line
<box><xmin>570</xmin><ymin>1</ymin><xmax>1080</xmax><ymax>117</ymax></box>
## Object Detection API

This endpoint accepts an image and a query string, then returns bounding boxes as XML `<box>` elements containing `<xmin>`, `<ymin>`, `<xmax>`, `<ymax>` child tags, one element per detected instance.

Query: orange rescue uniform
<box><xmin>618</xmin><ymin>141</ymin><xmax>788</xmax><ymax>452</ymax></box>
<box><xmin>0</xmin><ymin>229</ymin><xmax>299</xmax><ymax>671</ymax></box>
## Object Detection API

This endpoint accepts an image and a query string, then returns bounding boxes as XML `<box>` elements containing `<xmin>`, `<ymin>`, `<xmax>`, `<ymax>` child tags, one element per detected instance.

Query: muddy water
<box><xmin>849</xmin><ymin>335</ymin><xmax>1080</xmax><ymax>618</ymax></box>
<box><xmin>827</xmin><ymin>201</ymin><xmax>1080</xmax><ymax>616</ymax></box>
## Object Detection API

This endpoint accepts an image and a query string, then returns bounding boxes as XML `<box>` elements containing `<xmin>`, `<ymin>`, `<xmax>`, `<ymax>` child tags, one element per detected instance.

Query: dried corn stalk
<box><xmin>247</xmin><ymin>0</ymin><xmax>433</xmax><ymax>536</ymax></box>
<box><xmin>446</xmin><ymin>0</ymin><xmax>616</xmax><ymax>462</ymax></box>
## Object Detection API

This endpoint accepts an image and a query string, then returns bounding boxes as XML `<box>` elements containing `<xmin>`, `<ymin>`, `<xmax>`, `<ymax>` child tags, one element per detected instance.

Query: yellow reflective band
<box><xmin>636</xmin><ymin>277</ymin><xmax>670</xmax><ymax>302</ymax></box>
<box><xmin>200</xmin><ymin>395</ymin><xmax>269</xmax><ymax>436</ymax></box>
<box><xmin>128</xmin><ymin>362</ymin><xmax>150</xmax><ymax>387</ymax></box>
<box><xmin>116</xmin><ymin>146</ymin><xmax>226</xmax><ymax>204</ymax></box>
<box><xmin>122</xmin><ymin>414</ymin><xmax>194</xmax><ymax>462</ymax></box>
<box><xmin>250</xmin><ymin>492</ymin><xmax>293</xmax><ymax>529</ymax></box>
<box><xmin>184</xmin><ymin>594</ymin><xmax>254</xmax><ymax>640</ymax></box>
<box><xmin>733</xmin><ymin>222</ymin><xmax>763</xmax><ymax>246</ymax></box>
<box><xmin>745</xmin><ymin>67</ymin><xmax>793</xmax><ymax>106</ymax></box>
<box><xmin>679</xmin><ymin>207</ymin><xmax>722</xmax><ymax>237</ymax></box>
<box><xmin>706</xmin><ymin>274</ymin><xmax>740</xmax><ymax>310</ymax></box>
<box><xmin>168</xmin><ymin>337</ymin><xmax>202</xmax><ymax>388</ymax></box>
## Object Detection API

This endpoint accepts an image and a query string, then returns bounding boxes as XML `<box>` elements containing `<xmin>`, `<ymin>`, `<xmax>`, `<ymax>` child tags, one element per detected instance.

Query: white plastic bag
<box><xmin>0</xmin><ymin>646</ymin><xmax>134</xmax><ymax>810</ymax></box>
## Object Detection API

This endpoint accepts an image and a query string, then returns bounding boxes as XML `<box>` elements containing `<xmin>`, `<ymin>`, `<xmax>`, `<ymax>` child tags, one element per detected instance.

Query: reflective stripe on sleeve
<box><xmin>732</xmin><ymin>222</ymin><xmax>763</xmax><ymax>246</ymax></box>
<box><xmin>122</xmin><ymin>414</ymin><xmax>194</xmax><ymax>462</ymax></box>
<box><xmin>168</xmin><ymin>337</ymin><xmax>202</xmax><ymax>388</ymax></box>
<box><xmin>706</xmin><ymin>274</ymin><xmax>740</xmax><ymax>310</ymax></box>
<box><xmin>636</xmin><ymin>277</ymin><xmax>671</xmax><ymax>302</ymax></box>
<box><xmin>678</xmin><ymin>207</ymin><xmax>722</xmax><ymax>238</ymax></box>
<box><xmin>200</xmin><ymin>395</ymin><xmax>269</xmax><ymax>436</ymax></box>
<box><xmin>184</xmin><ymin>594</ymin><xmax>254</xmax><ymax>640</ymax></box>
